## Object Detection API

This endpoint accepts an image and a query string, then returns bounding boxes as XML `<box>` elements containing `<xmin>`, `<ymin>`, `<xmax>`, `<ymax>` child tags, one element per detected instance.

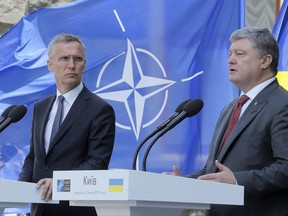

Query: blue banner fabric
<box><xmin>0</xmin><ymin>0</ymin><xmax>244</xmax><ymax>180</ymax></box>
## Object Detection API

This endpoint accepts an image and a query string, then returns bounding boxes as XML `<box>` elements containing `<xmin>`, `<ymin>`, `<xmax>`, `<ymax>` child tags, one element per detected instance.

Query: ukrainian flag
<box><xmin>109</xmin><ymin>179</ymin><xmax>124</xmax><ymax>192</ymax></box>
<box><xmin>277</xmin><ymin>72</ymin><xmax>288</xmax><ymax>90</ymax></box>
<box><xmin>274</xmin><ymin>0</ymin><xmax>288</xmax><ymax>90</ymax></box>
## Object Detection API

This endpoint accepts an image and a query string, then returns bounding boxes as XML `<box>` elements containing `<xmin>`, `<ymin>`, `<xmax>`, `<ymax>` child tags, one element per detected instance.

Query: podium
<box><xmin>0</xmin><ymin>179</ymin><xmax>58</xmax><ymax>215</ymax></box>
<box><xmin>53</xmin><ymin>169</ymin><xmax>244</xmax><ymax>216</ymax></box>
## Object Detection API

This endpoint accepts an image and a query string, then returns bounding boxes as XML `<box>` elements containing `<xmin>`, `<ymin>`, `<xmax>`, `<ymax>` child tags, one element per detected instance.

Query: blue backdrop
<box><xmin>0</xmin><ymin>0</ymin><xmax>244</xmax><ymax>181</ymax></box>
<box><xmin>273</xmin><ymin>0</ymin><xmax>288</xmax><ymax>91</ymax></box>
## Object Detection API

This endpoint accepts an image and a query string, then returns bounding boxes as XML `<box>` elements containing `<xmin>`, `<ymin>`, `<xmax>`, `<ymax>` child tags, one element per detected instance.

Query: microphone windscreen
<box><xmin>175</xmin><ymin>99</ymin><xmax>191</xmax><ymax>112</ymax></box>
<box><xmin>183</xmin><ymin>98</ymin><xmax>204</xmax><ymax>117</ymax></box>
<box><xmin>1</xmin><ymin>105</ymin><xmax>17</xmax><ymax>118</ymax></box>
<box><xmin>8</xmin><ymin>105</ymin><xmax>27</xmax><ymax>123</ymax></box>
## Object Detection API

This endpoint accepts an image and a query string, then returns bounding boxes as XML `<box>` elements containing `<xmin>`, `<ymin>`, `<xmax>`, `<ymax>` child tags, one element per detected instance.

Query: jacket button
<box><xmin>44</xmin><ymin>166</ymin><xmax>48</xmax><ymax>170</ymax></box>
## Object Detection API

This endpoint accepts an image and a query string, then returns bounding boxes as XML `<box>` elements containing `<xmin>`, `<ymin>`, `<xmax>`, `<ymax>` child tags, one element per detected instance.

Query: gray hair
<box><xmin>230</xmin><ymin>27</ymin><xmax>279</xmax><ymax>75</ymax></box>
<box><xmin>47</xmin><ymin>33</ymin><xmax>86</xmax><ymax>59</ymax></box>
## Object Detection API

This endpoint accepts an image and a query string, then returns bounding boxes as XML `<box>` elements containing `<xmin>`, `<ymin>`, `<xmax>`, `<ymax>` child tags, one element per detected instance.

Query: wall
<box><xmin>0</xmin><ymin>0</ymin><xmax>281</xmax><ymax>36</ymax></box>
<box><xmin>0</xmin><ymin>0</ymin><xmax>75</xmax><ymax>36</ymax></box>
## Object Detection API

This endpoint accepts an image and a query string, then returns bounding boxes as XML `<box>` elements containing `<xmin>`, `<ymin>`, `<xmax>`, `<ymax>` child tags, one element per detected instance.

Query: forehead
<box><xmin>230</xmin><ymin>38</ymin><xmax>255</xmax><ymax>51</ymax></box>
<box><xmin>53</xmin><ymin>41</ymin><xmax>84</xmax><ymax>55</ymax></box>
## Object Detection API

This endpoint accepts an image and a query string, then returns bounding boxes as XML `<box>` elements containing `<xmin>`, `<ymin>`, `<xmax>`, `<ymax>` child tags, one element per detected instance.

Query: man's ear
<box><xmin>83</xmin><ymin>59</ymin><xmax>86</xmax><ymax>70</ymax></box>
<box><xmin>47</xmin><ymin>59</ymin><xmax>53</xmax><ymax>72</ymax></box>
<box><xmin>261</xmin><ymin>54</ymin><xmax>272</xmax><ymax>70</ymax></box>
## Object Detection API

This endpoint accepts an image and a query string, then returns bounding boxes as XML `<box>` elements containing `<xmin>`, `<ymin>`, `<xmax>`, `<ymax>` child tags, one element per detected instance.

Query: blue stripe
<box><xmin>109</xmin><ymin>178</ymin><xmax>123</xmax><ymax>185</ymax></box>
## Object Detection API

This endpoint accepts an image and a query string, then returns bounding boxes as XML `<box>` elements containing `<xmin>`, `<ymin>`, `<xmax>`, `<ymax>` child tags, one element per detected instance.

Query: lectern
<box><xmin>0</xmin><ymin>179</ymin><xmax>58</xmax><ymax>215</ymax></box>
<box><xmin>53</xmin><ymin>169</ymin><xmax>244</xmax><ymax>216</ymax></box>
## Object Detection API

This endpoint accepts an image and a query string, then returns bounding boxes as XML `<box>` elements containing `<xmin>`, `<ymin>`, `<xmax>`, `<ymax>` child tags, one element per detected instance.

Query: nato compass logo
<box><xmin>93</xmin><ymin>10</ymin><xmax>203</xmax><ymax>140</ymax></box>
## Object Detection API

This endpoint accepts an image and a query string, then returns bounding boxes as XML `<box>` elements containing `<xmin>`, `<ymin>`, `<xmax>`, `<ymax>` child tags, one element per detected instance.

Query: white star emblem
<box><xmin>94</xmin><ymin>39</ymin><xmax>175</xmax><ymax>139</ymax></box>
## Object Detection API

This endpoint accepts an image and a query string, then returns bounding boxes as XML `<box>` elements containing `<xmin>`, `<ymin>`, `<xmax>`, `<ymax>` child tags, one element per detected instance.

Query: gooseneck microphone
<box><xmin>0</xmin><ymin>105</ymin><xmax>17</xmax><ymax>125</ymax></box>
<box><xmin>132</xmin><ymin>99</ymin><xmax>191</xmax><ymax>170</ymax></box>
<box><xmin>153</xmin><ymin>99</ymin><xmax>191</xmax><ymax>135</ymax></box>
<box><xmin>0</xmin><ymin>105</ymin><xmax>27</xmax><ymax>133</ymax></box>
<box><xmin>142</xmin><ymin>98</ymin><xmax>204</xmax><ymax>171</ymax></box>
<box><xmin>158</xmin><ymin>98</ymin><xmax>204</xmax><ymax>136</ymax></box>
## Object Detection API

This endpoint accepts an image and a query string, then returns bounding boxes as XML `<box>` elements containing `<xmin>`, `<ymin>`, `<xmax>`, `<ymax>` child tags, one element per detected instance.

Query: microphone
<box><xmin>0</xmin><ymin>105</ymin><xmax>27</xmax><ymax>133</ymax></box>
<box><xmin>0</xmin><ymin>105</ymin><xmax>17</xmax><ymax>125</ymax></box>
<box><xmin>142</xmin><ymin>98</ymin><xmax>204</xmax><ymax>171</ymax></box>
<box><xmin>132</xmin><ymin>99</ymin><xmax>191</xmax><ymax>170</ymax></box>
<box><xmin>159</xmin><ymin>98</ymin><xmax>204</xmax><ymax>135</ymax></box>
<box><xmin>148</xmin><ymin>99</ymin><xmax>191</xmax><ymax>139</ymax></box>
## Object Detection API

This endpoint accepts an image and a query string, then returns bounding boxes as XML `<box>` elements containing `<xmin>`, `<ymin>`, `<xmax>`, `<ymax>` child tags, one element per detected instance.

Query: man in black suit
<box><xmin>19</xmin><ymin>33</ymin><xmax>115</xmax><ymax>216</ymax></box>
<box><xmin>164</xmin><ymin>27</ymin><xmax>288</xmax><ymax>215</ymax></box>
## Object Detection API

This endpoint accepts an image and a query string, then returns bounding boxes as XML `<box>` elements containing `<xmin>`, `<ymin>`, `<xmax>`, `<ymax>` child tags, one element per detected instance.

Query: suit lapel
<box><xmin>47</xmin><ymin>86</ymin><xmax>90</xmax><ymax>154</ymax></box>
<box><xmin>217</xmin><ymin>80</ymin><xmax>279</xmax><ymax>162</ymax></box>
<box><xmin>212</xmin><ymin>102</ymin><xmax>235</xmax><ymax>159</ymax></box>
<box><xmin>39</xmin><ymin>96</ymin><xmax>55</xmax><ymax>158</ymax></box>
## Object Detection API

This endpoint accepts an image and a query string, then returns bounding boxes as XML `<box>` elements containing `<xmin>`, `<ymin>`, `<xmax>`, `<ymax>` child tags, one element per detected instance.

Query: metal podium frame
<box><xmin>0</xmin><ymin>179</ymin><xmax>58</xmax><ymax>215</ymax></box>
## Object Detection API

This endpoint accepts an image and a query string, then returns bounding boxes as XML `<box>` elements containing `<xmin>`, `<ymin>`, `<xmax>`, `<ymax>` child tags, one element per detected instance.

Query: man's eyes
<box><xmin>60</xmin><ymin>56</ymin><xmax>69</xmax><ymax>61</ymax></box>
<box><xmin>229</xmin><ymin>52</ymin><xmax>245</xmax><ymax>56</ymax></box>
<box><xmin>236</xmin><ymin>52</ymin><xmax>245</xmax><ymax>56</ymax></box>
<box><xmin>59</xmin><ymin>56</ymin><xmax>84</xmax><ymax>62</ymax></box>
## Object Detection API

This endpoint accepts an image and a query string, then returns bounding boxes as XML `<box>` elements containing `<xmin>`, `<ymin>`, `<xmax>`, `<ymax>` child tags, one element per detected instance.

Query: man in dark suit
<box><xmin>19</xmin><ymin>33</ymin><xmax>115</xmax><ymax>216</ymax></box>
<box><xmin>164</xmin><ymin>27</ymin><xmax>288</xmax><ymax>215</ymax></box>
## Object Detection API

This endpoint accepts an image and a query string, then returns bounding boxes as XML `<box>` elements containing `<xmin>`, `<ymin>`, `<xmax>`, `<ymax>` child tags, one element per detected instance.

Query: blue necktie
<box><xmin>50</xmin><ymin>95</ymin><xmax>64</xmax><ymax>143</ymax></box>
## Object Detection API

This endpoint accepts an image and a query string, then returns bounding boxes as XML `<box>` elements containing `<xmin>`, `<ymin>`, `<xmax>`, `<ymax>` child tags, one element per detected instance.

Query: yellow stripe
<box><xmin>109</xmin><ymin>185</ymin><xmax>123</xmax><ymax>192</ymax></box>
<box><xmin>276</xmin><ymin>71</ymin><xmax>288</xmax><ymax>90</ymax></box>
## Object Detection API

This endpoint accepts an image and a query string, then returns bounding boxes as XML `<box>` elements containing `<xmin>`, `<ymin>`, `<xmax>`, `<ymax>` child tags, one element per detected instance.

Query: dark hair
<box><xmin>230</xmin><ymin>27</ymin><xmax>279</xmax><ymax>75</ymax></box>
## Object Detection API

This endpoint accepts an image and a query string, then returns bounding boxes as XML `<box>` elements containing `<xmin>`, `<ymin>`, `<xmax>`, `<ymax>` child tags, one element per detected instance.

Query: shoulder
<box><xmin>261</xmin><ymin>85</ymin><xmax>288</xmax><ymax>118</ymax></box>
<box><xmin>34</xmin><ymin>94</ymin><xmax>55</xmax><ymax>108</ymax></box>
<box><xmin>268</xmin><ymin>85</ymin><xmax>288</xmax><ymax>104</ymax></box>
<box><xmin>89</xmin><ymin>93</ymin><xmax>115</xmax><ymax>114</ymax></box>
<box><xmin>81</xmin><ymin>86</ymin><xmax>113</xmax><ymax>106</ymax></box>
<box><xmin>80</xmin><ymin>88</ymin><xmax>115</xmax><ymax>115</ymax></box>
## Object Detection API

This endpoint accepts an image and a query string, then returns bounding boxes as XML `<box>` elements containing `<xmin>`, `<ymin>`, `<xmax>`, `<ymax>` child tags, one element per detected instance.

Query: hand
<box><xmin>36</xmin><ymin>178</ymin><xmax>53</xmax><ymax>201</ymax></box>
<box><xmin>162</xmin><ymin>165</ymin><xmax>183</xmax><ymax>176</ymax></box>
<box><xmin>198</xmin><ymin>160</ymin><xmax>237</xmax><ymax>184</ymax></box>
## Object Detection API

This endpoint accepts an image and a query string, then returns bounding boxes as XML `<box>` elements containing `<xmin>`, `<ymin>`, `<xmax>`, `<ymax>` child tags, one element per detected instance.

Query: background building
<box><xmin>0</xmin><ymin>0</ymin><xmax>284</xmax><ymax>36</ymax></box>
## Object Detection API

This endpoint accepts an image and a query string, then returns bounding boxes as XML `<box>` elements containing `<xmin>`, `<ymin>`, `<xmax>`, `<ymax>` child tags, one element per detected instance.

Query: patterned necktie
<box><xmin>218</xmin><ymin>95</ymin><xmax>249</xmax><ymax>155</ymax></box>
<box><xmin>50</xmin><ymin>95</ymin><xmax>65</xmax><ymax>143</ymax></box>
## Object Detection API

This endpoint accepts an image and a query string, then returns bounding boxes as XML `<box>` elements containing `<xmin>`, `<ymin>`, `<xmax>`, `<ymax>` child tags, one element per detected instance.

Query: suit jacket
<box><xmin>189</xmin><ymin>80</ymin><xmax>288</xmax><ymax>216</ymax></box>
<box><xmin>19</xmin><ymin>85</ymin><xmax>115</xmax><ymax>216</ymax></box>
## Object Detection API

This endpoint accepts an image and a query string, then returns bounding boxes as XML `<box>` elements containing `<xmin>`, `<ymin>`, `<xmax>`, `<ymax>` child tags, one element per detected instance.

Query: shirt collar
<box><xmin>56</xmin><ymin>82</ymin><xmax>83</xmax><ymax>105</ymax></box>
<box><xmin>241</xmin><ymin>77</ymin><xmax>275</xmax><ymax>100</ymax></box>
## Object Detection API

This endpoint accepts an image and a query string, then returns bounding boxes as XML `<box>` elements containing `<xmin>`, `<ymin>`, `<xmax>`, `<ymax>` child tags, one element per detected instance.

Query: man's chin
<box><xmin>228</xmin><ymin>75</ymin><xmax>238</xmax><ymax>83</ymax></box>
<box><xmin>65</xmin><ymin>80</ymin><xmax>81</xmax><ymax>89</ymax></box>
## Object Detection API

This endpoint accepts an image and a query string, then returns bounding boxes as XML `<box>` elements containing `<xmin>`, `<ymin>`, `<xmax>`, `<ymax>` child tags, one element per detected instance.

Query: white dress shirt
<box><xmin>44</xmin><ymin>83</ymin><xmax>83</xmax><ymax>152</ymax></box>
<box><xmin>239</xmin><ymin>77</ymin><xmax>275</xmax><ymax>117</ymax></box>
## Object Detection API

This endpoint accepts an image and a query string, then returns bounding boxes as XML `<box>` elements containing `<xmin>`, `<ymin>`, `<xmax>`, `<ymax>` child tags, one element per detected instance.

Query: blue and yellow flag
<box><xmin>274</xmin><ymin>0</ymin><xmax>288</xmax><ymax>89</ymax></box>
<box><xmin>0</xmin><ymin>0</ymin><xmax>244</xmax><ymax>181</ymax></box>
<box><xmin>109</xmin><ymin>179</ymin><xmax>124</xmax><ymax>192</ymax></box>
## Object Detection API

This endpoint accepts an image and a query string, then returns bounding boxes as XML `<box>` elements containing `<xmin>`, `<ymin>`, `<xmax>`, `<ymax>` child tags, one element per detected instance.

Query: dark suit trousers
<box><xmin>209</xmin><ymin>193</ymin><xmax>288</xmax><ymax>216</ymax></box>
<box><xmin>31</xmin><ymin>201</ymin><xmax>97</xmax><ymax>216</ymax></box>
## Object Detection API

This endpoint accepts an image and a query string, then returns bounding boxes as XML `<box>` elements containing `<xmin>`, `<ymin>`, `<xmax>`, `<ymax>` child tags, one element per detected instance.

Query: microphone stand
<box><xmin>132</xmin><ymin>111</ymin><xmax>182</xmax><ymax>170</ymax></box>
<box><xmin>141</xmin><ymin>129</ymin><xmax>167</xmax><ymax>171</ymax></box>
<box><xmin>132</xmin><ymin>99</ymin><xmax>192</xmax><ymax>170</ymax></box>
<box><xmin>132</xmin><ymin>130</ymin><xmax>157</xmax><ymax>170</ymax></box>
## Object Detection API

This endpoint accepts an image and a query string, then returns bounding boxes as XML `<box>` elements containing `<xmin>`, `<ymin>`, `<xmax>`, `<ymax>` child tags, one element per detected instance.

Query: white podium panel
<box><xmin>0</xmin><ymin>179</ymin><xmax>58</xmax><ymax>215</ymax></box>
<box><xmin>53</xmin><ymin>170</ymin><xmax>244</xmax><ymax>216</ymax></box>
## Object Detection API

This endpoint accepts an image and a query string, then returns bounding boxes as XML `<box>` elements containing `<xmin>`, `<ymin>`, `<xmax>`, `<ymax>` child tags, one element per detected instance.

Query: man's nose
<box><xmin>228</xmin><ymin>55</ymin><xmax>236</xmax><ymax>64</ymax></box>
<box><xmin>68</xmin><ymin>58</ymin><xmax>76</xmax><ymax>67</ymax></box>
